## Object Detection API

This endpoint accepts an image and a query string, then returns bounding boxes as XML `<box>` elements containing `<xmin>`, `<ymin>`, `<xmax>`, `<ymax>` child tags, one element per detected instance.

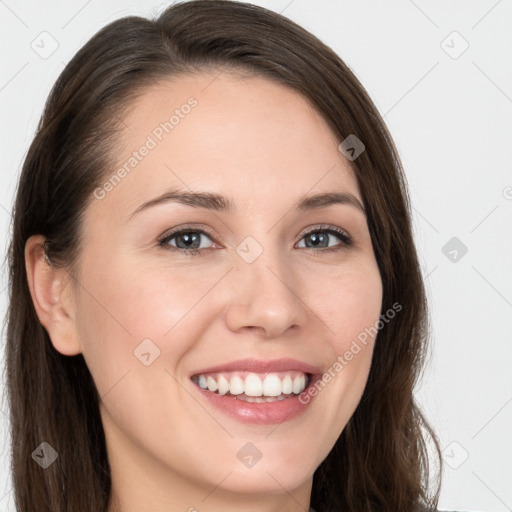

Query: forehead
<box><xmin>94</xmin><ymin>72</ymin><xmax>361</xmax><ymax>219</ymax></box>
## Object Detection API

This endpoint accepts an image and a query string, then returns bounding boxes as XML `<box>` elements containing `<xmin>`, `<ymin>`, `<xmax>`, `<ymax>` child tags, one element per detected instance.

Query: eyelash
<box><xmin>158</xmin><ymin>224</ymin><xmax>353</xmax><ymax>257</ymax></box>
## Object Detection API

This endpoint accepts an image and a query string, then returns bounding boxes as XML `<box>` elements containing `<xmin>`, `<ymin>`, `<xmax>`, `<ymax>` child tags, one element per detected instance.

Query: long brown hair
<box><xmin>4</xmin><ymin>1</ymin><xmax>442</xmax><ymax>510</ymax></box>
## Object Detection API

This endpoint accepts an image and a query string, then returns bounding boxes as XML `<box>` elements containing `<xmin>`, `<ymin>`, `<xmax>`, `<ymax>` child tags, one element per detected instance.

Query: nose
<box><xmin>223</xmin><ymin>245</ymin><xmax>307</xmax><ymax>339</ymax></box>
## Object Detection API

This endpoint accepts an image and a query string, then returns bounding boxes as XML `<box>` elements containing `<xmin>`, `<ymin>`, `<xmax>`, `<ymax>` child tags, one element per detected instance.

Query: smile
<box><xmin>191</xmin><ymin>370</ymin><xmax>310</xmax><ymax>403</ymax></box>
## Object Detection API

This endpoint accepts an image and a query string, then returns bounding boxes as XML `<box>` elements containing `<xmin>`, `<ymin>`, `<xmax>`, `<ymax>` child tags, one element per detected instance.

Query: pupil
<box><xmin>178</xmin><ymin>232</ymin><xmax>199</xmax><ymax>249</ymax></box>
<box><xmin>307</xmin><ymin>232</ymin><xmax>327</xmax><ymax>248</ymax></box>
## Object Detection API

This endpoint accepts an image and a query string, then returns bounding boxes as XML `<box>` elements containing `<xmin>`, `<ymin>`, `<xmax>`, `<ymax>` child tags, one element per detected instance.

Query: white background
<box><xmin>0</xmin><ymin>1</ymin><xmax>511</xmax><ymax>511</ymax></box>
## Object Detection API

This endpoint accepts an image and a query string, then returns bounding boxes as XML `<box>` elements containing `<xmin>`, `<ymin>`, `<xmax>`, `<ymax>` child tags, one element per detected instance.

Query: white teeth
<box><xmin>193</xmin><ymin>371</ymin><xmax>309</xmax><ymax>397</ymax></box>
<box><xmin>198</xmin><ymin>375</ymin><xmax>208</xmax><ymax>389</ymax></box>
<box><xmin>244</xmin><ymin>373</ymin><xmax>263</xmax><ymax>396</ymax></box>
<box><xmin>292</xmin><ymin>375</ymin><xmax>305</xmax><ymax>394</ymax></box>
<box><xmin>217</xmin><ymin>375</ymin><xmax>230</xmax><ymax>395</ymax></box>
<box><xmin>206</xmin><ymin>376</ymin><xmax>218</xmax><ymax>392</ymax></box>
<box><xmin>262</xmin><ymin>374</ymin><xmax>282</xmax><ymax>396</ymax></box>
<box><xmin>229</xmin><ymin>376</ymin><xmax>244</xmax><ymax>395</ymax></box>
<box><xmin>281</xmin><ymin>375</ymin><xmax>293</xmax><ymax>394</ymax></box>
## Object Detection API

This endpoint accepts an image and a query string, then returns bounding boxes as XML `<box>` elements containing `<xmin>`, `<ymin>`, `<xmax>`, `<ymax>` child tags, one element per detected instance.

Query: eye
<box><xmin>159</xmin><ymin>227</ymin><xmax>216</xmax><ymax>256</ymax></box>
<box><xmin>296</xmin><ymin>225</ymin><xmax>353</xmax><ymax>253</ymax></box>
<box><xmin>158</xmin><ymin>224</ymin><xmax>353</xmax><ymax>256</ymax></box>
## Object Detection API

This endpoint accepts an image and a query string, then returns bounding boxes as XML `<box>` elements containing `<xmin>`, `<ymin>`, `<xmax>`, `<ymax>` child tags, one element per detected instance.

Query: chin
<box><xmin>216</xmin><ymin>466</ymin><xmax>313</xmax><ymax>496</ymax></box>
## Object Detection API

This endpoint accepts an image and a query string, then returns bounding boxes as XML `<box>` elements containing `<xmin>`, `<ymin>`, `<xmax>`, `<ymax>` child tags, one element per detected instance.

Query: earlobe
<box><xmin>24</xmin><ymin>234</ymin><xmax>82</xmax><ymax>356</ymax></box>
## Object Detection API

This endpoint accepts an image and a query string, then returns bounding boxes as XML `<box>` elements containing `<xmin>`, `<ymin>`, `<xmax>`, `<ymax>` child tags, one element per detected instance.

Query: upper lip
<box><xmin>190</xmin><ymin>357</ymin><xmax>322</xmax><ymax>377</ymax></box>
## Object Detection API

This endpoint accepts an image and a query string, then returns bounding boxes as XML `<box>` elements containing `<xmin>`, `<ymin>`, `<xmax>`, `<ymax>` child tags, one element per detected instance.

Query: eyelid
<box><xmin>158</xmin><ymin>223</ymin><xmax>218</xmax><ymax>244</ymax></box>
<box><xmin>296</xmin><ymin>223</ymin><xmax>351</xmax><ymax>243</ymax></box>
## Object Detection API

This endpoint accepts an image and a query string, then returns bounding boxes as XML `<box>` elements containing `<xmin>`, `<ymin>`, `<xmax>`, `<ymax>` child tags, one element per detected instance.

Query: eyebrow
<box><xmin>128</xmin><ymin>189</ymin><xmax>366</xmax><ymax>220</ymax></box>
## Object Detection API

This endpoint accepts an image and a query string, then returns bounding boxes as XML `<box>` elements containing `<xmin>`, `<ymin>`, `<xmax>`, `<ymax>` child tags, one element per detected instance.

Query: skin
<box><xmin>25</xmin><ymin>72</ymin><xmax>383</xmax><ymax>512</ymax></box>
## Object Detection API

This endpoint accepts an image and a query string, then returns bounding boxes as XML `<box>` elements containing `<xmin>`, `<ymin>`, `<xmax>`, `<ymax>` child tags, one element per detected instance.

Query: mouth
<box><xmin>188</xmin><ymin>358</ymin><xmax>322</xmax><ymax>425</ymax></box>
<box><xmin>191</xmin><ymin>370</ymin><xmax>311</xmax><ymax>403</ymax></box>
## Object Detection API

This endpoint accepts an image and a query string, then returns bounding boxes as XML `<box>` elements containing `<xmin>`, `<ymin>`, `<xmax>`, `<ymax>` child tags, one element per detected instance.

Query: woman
<box><xmin>5</xmin><ymin>1</ymin><xmax>442</xmax><ymax>510</ymax></box>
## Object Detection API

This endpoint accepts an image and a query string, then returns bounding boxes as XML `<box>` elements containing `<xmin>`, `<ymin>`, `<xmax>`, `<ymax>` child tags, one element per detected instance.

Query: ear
<box><xmin>25</xmin><ymin>234</ymin><xmax>82</xmax><ymax>356</ymax></box>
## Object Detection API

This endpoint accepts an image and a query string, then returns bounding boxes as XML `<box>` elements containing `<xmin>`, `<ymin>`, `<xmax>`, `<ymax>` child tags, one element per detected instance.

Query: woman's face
<box><xmin>57</xmin><ymin>73</ymin><xmax>383</xmax><ymax>508</ymax></box>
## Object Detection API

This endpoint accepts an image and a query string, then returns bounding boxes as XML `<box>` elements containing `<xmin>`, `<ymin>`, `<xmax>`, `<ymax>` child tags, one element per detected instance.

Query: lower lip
<box><xmin>191</xmin><ymin>374</ymin><xmax>320</xmax><ymax>425</ymax></box>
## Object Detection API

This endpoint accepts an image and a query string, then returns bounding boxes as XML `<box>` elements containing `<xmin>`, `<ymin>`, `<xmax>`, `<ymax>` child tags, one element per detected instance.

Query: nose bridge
<box><xmin>224</xmin><ymin>235</ymin><xmax>305</xmax><ymax>338</ymax></box>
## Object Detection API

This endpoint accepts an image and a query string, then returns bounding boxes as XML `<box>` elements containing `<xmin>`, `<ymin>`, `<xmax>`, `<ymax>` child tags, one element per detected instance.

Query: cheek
<box><xmin>308</xmin><ymin>258</ymin><xmax>383</xmax><ymax>352</ymax></box>
<box><xmin>73</xmin><ymin>255</ymin><xmax>227</xmax><ymax>396</ymax></box>
<box><xmin>333</xmin><ymin>268</ymin><xmax>382</xmax><ymax>391</ymax></box>
<box><xmin>299</xmin><ymin>258</ymin><xmax>382</xmax><ymax>433</ymax></box>
<box><xmin>76</xmin><ymin>254</ymin><xmax>207</xmax><ymax>341</ymax></box>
